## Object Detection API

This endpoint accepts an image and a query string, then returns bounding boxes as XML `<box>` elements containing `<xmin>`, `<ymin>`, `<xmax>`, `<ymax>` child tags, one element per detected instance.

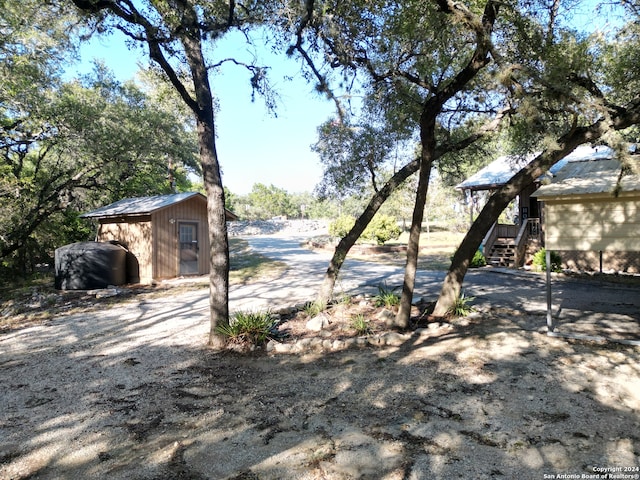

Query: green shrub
<box><xmin>470</xmin><ymin>250</ymin><xmax>487</xmax><ymax>268</ymax></box>
<box><xmin>532</xmin><ymin>248</ymin><xmax>562</xmax><ymax>272</ymax></box>
<box><xmin>362</xmin><ymin>215</ymin><xmax>401</xmax><ymax>245</ymax></box>
<box><xmin>216</xmin><ymin>310</ymin><xmax>276</xmax><ymax>345</ymax></box>
<box><xmin>450</xmin><ymin>249</ymin><xmax>486</xmax><ymax>268</ymax></box>
<box><xmin>329</xmin><ymin>215</ymin><xmax>356</xmax><ymax>238</ymax></box>
<box><xmin>329</xmin><ymin>214</ymin><xmax>401</xmax><ymax>245</ymax></box>
<box><xmin>374</xmin><ymin>283</ymin><xmax>400</xmax><ymax>308</ymax></box>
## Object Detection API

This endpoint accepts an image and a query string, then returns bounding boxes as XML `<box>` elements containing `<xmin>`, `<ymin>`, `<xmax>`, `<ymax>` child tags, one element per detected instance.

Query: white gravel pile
<box><xmin>227</xmin><ymin>219</ymin><xmax>328</xmax><ymax>236</ymax></box>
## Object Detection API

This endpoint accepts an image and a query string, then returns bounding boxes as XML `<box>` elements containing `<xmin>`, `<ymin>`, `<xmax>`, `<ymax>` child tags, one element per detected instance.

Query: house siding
<box><xmin>544</xmin><ymin>196</ymin><xmax>640</xmax><ymax>251</ymax></box>
<box><xmin>560</xmin><ymin>250</ymin><xmax>640</xmax><ymax>274</ymax></box>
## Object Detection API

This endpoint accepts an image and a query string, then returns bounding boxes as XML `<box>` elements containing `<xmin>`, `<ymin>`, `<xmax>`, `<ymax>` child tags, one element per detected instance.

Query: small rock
<box><xmin>92</xmin><ymin>288</ymin><xmax>120</xmax><ymax>299</ymax></box>
<box><xmin>306</xmin><ymin>313</ymin><xmax>331</xmax><ymax>331</ymax></box>
<box><xmin>309</xmin><ymin>338</ymin><xmax>324</xmax><ymax>350</ymax></box>
<box><xmin>414</xmin><ymin>328</ymin><xmax>429</xmax><ymax>337</ymax></box>
<box><xmin>273</xmin><ymin>342</ymin><xmax>292</xmax><ymax>354</ymax></box>
<box><xmin>380</xmin><ymin>332</ymin><xmax>410</xmax><ymax>346</ymax></box>
<box><xmin>273</xmin><ymin>305</ymin><xmax>296</xmax><ymax>315</ymax></box>
<box><xmin>332</xmin><ymin>340</ymin><xmax>345</xmax><ymax>350</ymax></box>
<box><xmin>376</xmin><ymin>309</ymin><xmax>397</xmax><ymax>327</ymax></box>
<box><xmin>343</xmin><ymin>338</ymin><xmax>358</xmax><ymax>348</ymax></box>
<box><xmin>296</xmin><ymin>338</ymin><xmax>313</xmax><ymax>350</ymax></box>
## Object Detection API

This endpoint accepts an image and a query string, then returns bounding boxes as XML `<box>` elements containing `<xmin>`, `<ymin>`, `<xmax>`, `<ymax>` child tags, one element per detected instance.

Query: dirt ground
<box><xmin>1</xmin><ymin>284</ymin><xmax>639</xmax><ymax>480</ymax></box>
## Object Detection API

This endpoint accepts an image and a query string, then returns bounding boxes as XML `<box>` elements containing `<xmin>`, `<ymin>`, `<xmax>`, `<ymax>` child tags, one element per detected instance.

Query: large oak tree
<box><xmin>286</xmin><ymin>0</ymin><xmax>505</xmax><ymax>324</ymax></box>
<box><xmin>69</xmin><ymin>0</ymin><xmax>273</xmax><ymax>347</ymax></box>
<box><xmin>289</xmin><ymin>0</ymin><xmax>639</xmax><ymax>323</ymax></box>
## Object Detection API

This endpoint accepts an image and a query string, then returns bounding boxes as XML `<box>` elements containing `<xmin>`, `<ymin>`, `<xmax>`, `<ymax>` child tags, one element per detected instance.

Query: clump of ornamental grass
<box><xmin>350</xmin><ymin>313</ymin><xmax>372</xmax><ymax>335</ymax></box>
<box><xmin>303</xmin><ymin>300</ymin><xmax>325</xmax><ymax>317</ymax></box>
<box><xmin>374</xmin><ymin>283</ymin><xmax>400</xmax><ymax>308</ymax></box>
<box><xmin>216</xmin><ymin>310</ymin><xmax>278</xmax><ymax>346</ymax></box>
<box><xmin>448</xmin><ymin>291</ymin><xmax>476</xmax><ymax>317</ymax></box>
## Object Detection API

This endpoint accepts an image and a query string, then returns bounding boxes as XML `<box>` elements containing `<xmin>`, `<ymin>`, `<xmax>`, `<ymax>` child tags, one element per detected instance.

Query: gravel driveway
<box><xmin>1</xmin><ymin>234</ymin><xmax>639</xmax><ymax>479</ymax></box>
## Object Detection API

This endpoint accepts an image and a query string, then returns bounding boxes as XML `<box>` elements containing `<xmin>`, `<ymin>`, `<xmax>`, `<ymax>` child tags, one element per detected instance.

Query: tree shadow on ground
<box><xmin>3</xmin><ymin>293</ymin><xmax>638</xmax><ymax>479</ymax></box>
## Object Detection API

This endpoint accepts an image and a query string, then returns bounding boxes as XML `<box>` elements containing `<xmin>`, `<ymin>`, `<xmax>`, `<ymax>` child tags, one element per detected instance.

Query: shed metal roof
<box><xmin>457</xmin><ymin>145</ymin><xmax>615</xmax><ymax>191</ymax></box>
<box><xmin>81</xmin><ymin>192</ymin><xmax>204</xmax><ymax>218</ymax></box>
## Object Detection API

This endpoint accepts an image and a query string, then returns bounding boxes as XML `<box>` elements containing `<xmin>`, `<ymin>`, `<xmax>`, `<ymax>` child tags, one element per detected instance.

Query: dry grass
<box><xmin>332</xmin><ymin>230</ymin><xmax>465</xmax><ymax>270</ymax></box>
<box><xmin>229</xmin><ymin>237</ymin><xmax>287</xmax><ymax>284</ymax></box>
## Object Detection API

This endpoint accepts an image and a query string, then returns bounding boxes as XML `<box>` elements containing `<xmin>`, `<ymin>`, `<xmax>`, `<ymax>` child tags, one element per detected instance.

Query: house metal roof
<box><xmin>80</xmin><ymin>192</ymin><xmax>204</xmax><ymax>218</ymax></box>
<box><xmin>457</xmin><ymin>145</ymin><xmax>615</xmax><ymax>191</ymax></box>
<box><xmin>533</xmin><ymin>156</ymin><xmax>640</xmax><ymax>198</ymax></box>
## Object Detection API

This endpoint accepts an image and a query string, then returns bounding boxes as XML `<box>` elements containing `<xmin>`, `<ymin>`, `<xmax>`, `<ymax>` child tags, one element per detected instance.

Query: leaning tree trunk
<box><xmin>395</xmin><ymin>117</ymin><xmax>436</xmax><ymax>329</ymax></box>
<box><xmin>433</xmin><ymin>179</ymin><xmax>522</xmax><ymax>317</ymax></box>
<box><xmin>315</xmin><ymin>108</ymin><xmax>509</xmax><ymax>306</ymax></box>
<box><xmin>314</xmin><ymin>0</ymin><xmax>505</xmax><ymax>307</ymax></box>
<box><xmin>432</xmin><ymin>119</ymin><xmax>621</xmax><ymax>317</ymax></box>
<box><xmin>316</xmin><ymin>158</ymin><xmax>420</xmax><ymax>306</ymax></box>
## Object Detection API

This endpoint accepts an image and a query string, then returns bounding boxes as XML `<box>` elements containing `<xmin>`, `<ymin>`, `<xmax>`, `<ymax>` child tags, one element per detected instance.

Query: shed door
<box><xmin>179</xmin><ymin>222</ymin><xmax>199</xmax><ymax>275</ymax></box>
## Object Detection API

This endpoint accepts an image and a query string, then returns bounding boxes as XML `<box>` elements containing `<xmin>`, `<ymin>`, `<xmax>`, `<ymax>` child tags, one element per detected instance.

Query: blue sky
<box><xmin>73</xmin><ymin>30</ymin><xmax>336</xmax><ymax>195</ymax></box>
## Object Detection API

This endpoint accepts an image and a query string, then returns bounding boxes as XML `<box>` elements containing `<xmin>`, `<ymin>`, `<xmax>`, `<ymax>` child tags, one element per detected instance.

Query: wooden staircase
<box><xmin>482</xmin><ymin>219</ymin><xmax>542</xmax><ymax>269</ymax></box>
<box><xmin>486</xmin><ymin>238</ymin><xmax>517</xmax><ymax>268</ymax></box>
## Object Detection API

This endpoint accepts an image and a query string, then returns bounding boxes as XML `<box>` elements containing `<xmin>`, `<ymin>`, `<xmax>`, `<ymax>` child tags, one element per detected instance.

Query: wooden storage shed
<box><xmin>533</xmin><ymin>153</ymin><xmax>640</xmax><ymax>273</ymax></box>
<box><xmin>81</xmin><ymin>192</ymin><xmax>238</xmax><ymax>284</ymax></box>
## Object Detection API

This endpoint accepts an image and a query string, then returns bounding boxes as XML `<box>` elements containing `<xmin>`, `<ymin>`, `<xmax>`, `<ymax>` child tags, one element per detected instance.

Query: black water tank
<box><xmin>55</xmin><ymin>242</ymin><xmax>127</xmax><ymax>290</ymax></box>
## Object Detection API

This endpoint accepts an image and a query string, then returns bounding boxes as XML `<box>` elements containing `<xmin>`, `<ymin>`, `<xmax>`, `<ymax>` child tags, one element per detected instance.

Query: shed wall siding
<box><xmin>97</xmin><ymin>221</ymin><xmax>154</xmax><ymax>283</ymax></box>
<box><xmin>152</xmin><ymin>196</ymin><xmax>210</xmax><ymax>278</ymax></box>
<box><xmin>544</xmin><ymin>197</ymin><xmax>640</xmax><ymax>251</ymax></box>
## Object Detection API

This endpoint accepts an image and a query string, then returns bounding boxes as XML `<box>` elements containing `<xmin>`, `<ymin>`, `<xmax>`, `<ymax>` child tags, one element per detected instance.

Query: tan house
<box><xmin>81</xmin><ymin>192</ymin><xmax>238</xmax><ymax>284</ymax></box>
<box><xmin>457</xmin><ymin>144</ymin><xmax>640</xmax><ymax>271</ymax></box>
<box><xmin>532</xmin><ymin>153</ymin><xmax>640</xmax><ymax>273</ymax></box>
<box><xmin>456</xmin><ymin>148</ymin><xmax>580</xmax><ymax>267</ymax></box>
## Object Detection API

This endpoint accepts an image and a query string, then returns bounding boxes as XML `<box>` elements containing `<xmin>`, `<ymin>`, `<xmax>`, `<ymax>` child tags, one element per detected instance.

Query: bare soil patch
<box><xmin>1</xmin><ymin>285</ymin><xmax>639</xmax><ymax>479</ymax></box>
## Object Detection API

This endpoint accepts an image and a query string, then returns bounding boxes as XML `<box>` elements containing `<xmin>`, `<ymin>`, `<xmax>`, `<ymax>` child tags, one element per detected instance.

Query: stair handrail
<box><xmin>482</xmin><ymin>222</ymin><xmax>498</xmax><ymax>258</ymax></box>
<box><xmin>513</xmin><ymin>219</ymin><xmax>531</xmax><ymax>267</ymax></box>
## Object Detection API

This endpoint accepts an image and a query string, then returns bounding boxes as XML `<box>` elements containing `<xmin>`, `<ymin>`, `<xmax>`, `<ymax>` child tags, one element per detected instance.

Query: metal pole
<box><xmin>599</xmin><ymin>250</ymin><xmax>603</xmax><ymax>273</ymax></box>
<box><xmin>546</xmin><ymin>248</ymin><xmax>554</xmax><ymax>332</ymax></box>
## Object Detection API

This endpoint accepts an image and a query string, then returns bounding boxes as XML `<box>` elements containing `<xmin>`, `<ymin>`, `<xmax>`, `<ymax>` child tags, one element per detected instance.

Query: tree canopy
<box><xmin>279</xmin><ymin>0</ymin><xmax>640</xmax><ymax>321</ymax></box>
<box><xmin>1</xmin><ymin>2</ymin><xmax>199</xmax><ymax>276</ymax></box>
